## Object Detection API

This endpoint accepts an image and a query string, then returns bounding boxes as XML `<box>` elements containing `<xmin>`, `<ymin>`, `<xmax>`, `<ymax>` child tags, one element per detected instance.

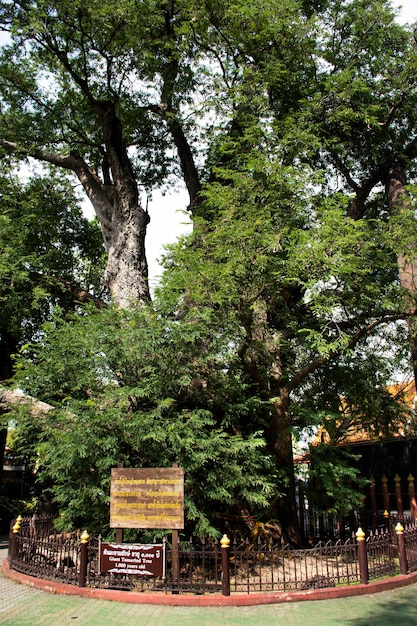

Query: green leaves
<box><xmin>4</xmin><ymin>0</ymin><xmax>417</xmax><ymax>538</ymax></box>
<box><xmin>11</xmin><ymin>304</ymin><xmax>276</xmax><ymax>535</ymax></box>
<box><xmin>307</xmin><ymin>443</ymin><xmax>366</xmax><ymax>517</ymax></box>
<box><xmin>0</xmin><ymin>169</ymin><xmax>105</xmax><ymax>378</ymax></box>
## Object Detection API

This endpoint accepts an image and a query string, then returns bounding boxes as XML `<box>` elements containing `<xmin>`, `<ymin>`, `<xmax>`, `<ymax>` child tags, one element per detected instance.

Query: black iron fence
<box><xmin>7</xmin><ymin>516</ymin><xmax>82</xmax><ymax>585</ymax></box>
<box><xmin>7</xmin><ymin>515</ymin><xmax>417</xmax><ymax>595</ymax></box>
<box><xmin>298</xmin><ymin>506</ymin><xmax>416</xmax><ymax>544</ymax></box>
<box><xmin>297</xmin><ymin>472</ymin><xmax>417</xmax><ymax>544</ymax></box>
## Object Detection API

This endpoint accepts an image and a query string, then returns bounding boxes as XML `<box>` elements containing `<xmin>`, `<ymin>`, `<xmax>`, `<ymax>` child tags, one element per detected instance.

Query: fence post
<box><xmin>171</xmin><ymin>530</ymin><xmax>180</xmax><ymax>594</ymax></box>
<box><xmin>221</xmin><ymin>534</ymin><xmax>230</xmax><ymax>596</ymax></box>
<box><xmin>408</xmin><ymin>474</ymin><xmax>417</xmax><ymax>521</ymax></box>
<box><xmin>382</xmin><ymin>475</ymin><xmax>390</xmax><ymax>513</ymax></box>
<box><xmin>370</xmin><ymin>476</ymin><xmax>378</xmax><ymax>530</ymax></box>
<box><xmin>394</xmin><ymin>474</ymin><xmax>404</xmax><ymax>522</ymax></box>
<box><xmin>8</xmin><ymin>515</ymin><xmax>22</xmax><ymax>567</ymax></box>
<box><xmin>298</xmin><ymin>480</ymin><xmax>306</xmax><ymax>543</ymax></box>
<box><xmin>356</xmin><ymin>527</ymin><xmax>368</xmax><ymax>585</ymax></box>
<box><xmin>78</xmin><ymin>530</ymin><xmax>90</xmax><ymax>588</ymax></box>
<box><xmin>395</xmin><ymin>522</ymin><xmax>408</xmax><ymax>575</ymax></box>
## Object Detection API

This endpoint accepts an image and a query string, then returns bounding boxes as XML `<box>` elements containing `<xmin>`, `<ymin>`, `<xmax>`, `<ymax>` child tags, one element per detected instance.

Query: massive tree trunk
<box><xmin>1</xmin><ymin>100</ymin><xmax>151</xmax><ymax>308</ymax></box>
<box><xmin>386</xmin><ymin>163</ymin><xmax>417</xmax><ymax>387</ymax></box>
<box><xmin>238</xmin><ymin>304</ymin><xmax>302</xmax><ymax>543</ymax></box>
<box><xmin>267</xmin><ymin>389</ymin><xmax>302</xmax><ymax>545</ymax></box>
<box><xmin>94</xmin><ymin>101</ymin><xmax>151</xmax><ymax>307</ymax></box>
<box><xmin>51</xmin><ymin>143</ymin><xmax>151</xmax><ymax>308</ymax></box>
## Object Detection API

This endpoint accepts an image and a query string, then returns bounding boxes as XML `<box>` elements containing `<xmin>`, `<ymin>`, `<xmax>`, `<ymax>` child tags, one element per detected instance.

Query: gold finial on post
<box><xmin>395</xmin><ymin>522</ymin><xmax>408</xmax><ymax>574</ymax></box>
<box><xmin>12</xmin><ymin>515</ymin><xmax>22</xmax><ymax>534</ymax></box>
<box><xmin>220</xmin><ymin>534</ymin><xmax>230</xmax><ymax>548</ymax></box>
<box><xmin>355</xmin><ymin>527</ymin><xmax>366</xmax><ymax>541</ymax></box>
<box><xmin>78</xmin><ymin>530</ymin><xmax>90</xmax><ymax>587</ymax></box>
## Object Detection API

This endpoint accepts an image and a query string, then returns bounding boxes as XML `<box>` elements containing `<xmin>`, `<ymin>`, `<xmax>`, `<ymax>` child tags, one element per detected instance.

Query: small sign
<box><xmin>110</xmin><ymin>467</ymin><xmax>184</xmax><ymax>529</ymax></box>
<box><xmin>100</xmin><ymin>542</ymin><xmax>165</xmax><ymax>576</ymax></box>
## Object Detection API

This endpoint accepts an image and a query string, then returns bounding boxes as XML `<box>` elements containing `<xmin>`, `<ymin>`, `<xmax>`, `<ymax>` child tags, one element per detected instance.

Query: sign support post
<box><xmin>115</xmin><ymin>463</ymin><xmax>124</xmax><ymax>544</ymax></box>
<box><xmin>109</xmin><ymin>465</ymin><xmax>184</xmax><ymax>592</ymax></box>
<box><xmin>171</xmin><ymin>463</ymin><xmax>180</xmax><ymax>593</ymax></box>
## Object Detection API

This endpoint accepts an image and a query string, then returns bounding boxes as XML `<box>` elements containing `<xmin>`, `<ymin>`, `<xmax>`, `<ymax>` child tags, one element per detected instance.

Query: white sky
<box><xmin>396</xmin><ymin>0</ymin><xmax>417</xmax><ymax>22</ymax></box>
<box><xmin>146</xmin><ymin>188</ymin><xmax>192</xmax><ymax>290</ymax></box>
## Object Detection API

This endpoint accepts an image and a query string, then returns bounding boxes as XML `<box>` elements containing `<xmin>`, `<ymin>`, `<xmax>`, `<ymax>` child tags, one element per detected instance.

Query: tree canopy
<box><xmin>2</xmin><ymin>0</ymin><xmax>417</xmax><ymax>540</ymax></box>
<box><xmin>0</xmin><ymin>168</ymin><xmax>105</xmax><ymax>379</ymax></box>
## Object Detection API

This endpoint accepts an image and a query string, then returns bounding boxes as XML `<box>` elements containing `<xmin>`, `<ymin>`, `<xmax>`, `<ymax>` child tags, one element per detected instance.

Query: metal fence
<box><xmin>404</xmin><ymin>522</ymin><xmax>417</xmax><ymax>571</ymax></box>
<box><xmin>227</xmin><ymin>538</ymin><xmax>360</xmax><ymax>592</ymax></box>
<box><xmin>87</xmin><ymin>536</ymin><xmax>223</xmax><ymax>593</ymax></box>
<box><xmin>8</xmin><ymin>516</ymin><xmax>82</xmax><ymax>586</ymax></box>
<box><xmin>7</xmin><ymin>515</ymin><xmax>417</xmax><ymax>595</ymax></box>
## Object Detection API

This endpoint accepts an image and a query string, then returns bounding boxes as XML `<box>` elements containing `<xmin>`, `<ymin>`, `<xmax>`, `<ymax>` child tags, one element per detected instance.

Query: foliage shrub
<box><xmin>12</xmin><ymin>304</ymin><xmax>278</xmax><ymax>537</ymax></box>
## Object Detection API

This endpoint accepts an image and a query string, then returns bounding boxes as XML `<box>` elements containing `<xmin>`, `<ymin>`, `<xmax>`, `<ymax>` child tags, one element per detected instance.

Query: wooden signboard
<box><xmin>100</xmin><ymin>542</ymin><xmax>165</xmax><ymax>576</ymax></box>
<box><xmin>110</xmin><ymin>467</ymin><xmax>184</xmax><ymax>529</ymax></box>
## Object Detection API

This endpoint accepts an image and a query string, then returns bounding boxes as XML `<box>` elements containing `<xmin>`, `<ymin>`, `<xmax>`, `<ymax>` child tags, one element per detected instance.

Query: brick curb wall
<box><xmin>4</xmin><ymin>557</ymin><xmax>417</xmax><ymax>606</ymax></box>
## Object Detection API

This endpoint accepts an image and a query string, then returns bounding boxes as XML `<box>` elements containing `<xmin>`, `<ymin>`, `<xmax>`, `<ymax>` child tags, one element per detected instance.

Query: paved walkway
<box><xmin>2</xmin><ymin>540</ymin><xmax>417</xmax><ymax>625</ymax></box>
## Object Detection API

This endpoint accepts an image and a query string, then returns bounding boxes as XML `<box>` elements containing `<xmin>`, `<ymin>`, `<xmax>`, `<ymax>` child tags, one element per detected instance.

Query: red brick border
<box><xmin>3</xmin><ymin>557</ymin><xmax>417</xmax><ymax>606</ymax></box>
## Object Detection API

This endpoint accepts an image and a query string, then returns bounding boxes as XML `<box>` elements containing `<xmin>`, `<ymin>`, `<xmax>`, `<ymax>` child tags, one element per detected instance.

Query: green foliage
<box><xmin>159</xmin><ymin>136</ymin><xmax>415</xmax><ymax>533</ymax></box>
<box><xmin>0</xmin><ymin>168</ymin><xmax>106</xmax><ymax>378</ymax></box>
<box><xmin>294</xmin><ymin>330</ymin><xmax>415</xmax><ymax>443</ymax></box>
<box><xmin>12</xmin><ymin>304</ymin><xmax>277</xmax><ymax>536</ymax></box>
<box><xmin>307</xmin><ymin>444</ymin><xmax>367</xmax><ymax>517</ymax></box>
<box><xmin>0</xmin><ymin>0</ymin><xmax>198</xmax><ymax>190</ymax></box>
<box><xmin>3</xmin><ymin>0</ymin><xmax>417</xmax><ymax>539</ymax></box>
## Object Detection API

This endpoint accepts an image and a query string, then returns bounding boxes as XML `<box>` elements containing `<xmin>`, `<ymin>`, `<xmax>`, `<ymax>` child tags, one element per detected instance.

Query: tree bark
<box><xmin>167</xmin><ymin>117</ymin><xmax>202</xmax><ymax>212</ymax></box>
<box><xmin>93</xmin><ymin>101</ymin><xmax>150</xmax><ymax>306</ymax></box>
<box><xmin>385</xmin><ymin>163</ymin><xmax>417</xmax><ymax>388</ymax></box>
<box><xmin>1</xmin><ymin>104</ymin><xmax>151</xmax><ymax>309</ymax></box>
<box><xmin>386</xmin><ymin>164</ymin><xmax>417</xmax><ymax>293</ymax></box>
<box><xmin>238</xmin><ymin>305</ymin><xmax>302</xmax><ymax>543</ymax></box>
<box><xmin>266</xmin><ymin>389</ymin><xmax>302</xmax><ymax>545</ymax></box>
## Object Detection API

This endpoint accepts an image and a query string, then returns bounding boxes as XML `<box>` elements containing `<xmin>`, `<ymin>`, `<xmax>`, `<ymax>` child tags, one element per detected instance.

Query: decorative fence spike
<box><xmin>8</xmin><ymin>507</ymin><xmax>417</xmax><ymax>596</ymax></box>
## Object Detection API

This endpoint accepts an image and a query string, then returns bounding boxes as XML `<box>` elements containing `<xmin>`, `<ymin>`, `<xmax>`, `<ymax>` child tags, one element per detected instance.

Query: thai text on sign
<box><xmin>110</xmin><ymin>467</ymin><xmax>184</xmax><ymax>529</ymax></box>
<box><xmin>100</xmin><ymin>542</ymin><xmax>165</xmax><ymax>576</ymax></box>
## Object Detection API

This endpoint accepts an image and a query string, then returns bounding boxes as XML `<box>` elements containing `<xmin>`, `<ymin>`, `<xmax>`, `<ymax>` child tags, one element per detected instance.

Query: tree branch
<box><xmin>288</xmin><ymin>313</ymin><xmax>410</xmax><ymax>392</ymax></box>
<box><xmin>57</xmin><ymin>278</ymin><xmax>108</xmax><ymax>309</ymax></box>
<box><xmin>0</xmin><ymin>387</ymin><xmax>54</xmax><ymax>415</ymax></box>
<box><xmin>0</xmin><ymin>138</ymin><xmax>113</xmax><ymax>231</ymax></box>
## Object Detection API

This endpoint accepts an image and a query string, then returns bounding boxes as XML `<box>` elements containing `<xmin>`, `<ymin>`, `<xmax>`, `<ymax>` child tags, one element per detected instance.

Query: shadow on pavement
<box><xmin>344</xmin><ymin>596</ymin><xmax>417</xmax><ymax>626</ymax></box>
